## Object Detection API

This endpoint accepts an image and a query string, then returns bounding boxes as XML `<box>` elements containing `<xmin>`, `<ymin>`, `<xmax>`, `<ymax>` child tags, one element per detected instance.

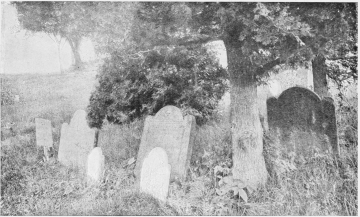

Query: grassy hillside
<box><xmin>1</xmin><ymin>63</ymin><xmax>357</xmax><ymax>215</ymax></box>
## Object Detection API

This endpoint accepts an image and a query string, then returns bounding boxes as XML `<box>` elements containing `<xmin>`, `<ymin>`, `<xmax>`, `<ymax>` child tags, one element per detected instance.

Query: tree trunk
<box><xmin>225</xmin><ymin>44</ymin><xmax>268</xmax><ymax>190</ymax></box>
<box><xmin>67</xmin><ymin>37</ymin><xmax>83</xmax><ymax>70</ymax></box>
<box><xmin>312</xmin><ymin>54</ymin><xmax>331</xmax><ymax>98</ymax></box>
<box><xmin>57</xmin><ymin>43</ymin><xmax>63</xmax><ymax>74</ymax></box>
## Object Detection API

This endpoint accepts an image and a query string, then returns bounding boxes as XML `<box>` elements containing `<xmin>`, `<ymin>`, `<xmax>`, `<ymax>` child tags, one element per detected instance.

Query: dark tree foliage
<box><xmin>87</xmin><ymin>46</ymin><xmax>228</xmax><ymax>128</ymax></box>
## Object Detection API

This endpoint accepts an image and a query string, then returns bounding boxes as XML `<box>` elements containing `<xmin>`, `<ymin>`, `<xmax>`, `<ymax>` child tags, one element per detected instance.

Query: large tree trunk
<box><xmin>67</xmin><ymin>37</ymin><xmax>83</xmax><ymax>70</ymax></box>
<box><xmin>56</xmin><ymin>43</ymin><xmax>63</xmax><ymax>74</ymax></box>
<box><xmin>225</xmin><ymin>44</ymin><xmax>268</xmax><ymax>190</ymax></box>
<box><xmin>312</xmin><ymin>54</ymin><xmax>331</xmax><ymax>98</ymax></box>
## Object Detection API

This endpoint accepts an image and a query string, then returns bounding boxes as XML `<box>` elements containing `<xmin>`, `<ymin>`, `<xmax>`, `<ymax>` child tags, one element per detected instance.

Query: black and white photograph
<box><xmin>1</xmin><ymin>1</ymin><xmax>357</xmax><ymax>215</ymax></box>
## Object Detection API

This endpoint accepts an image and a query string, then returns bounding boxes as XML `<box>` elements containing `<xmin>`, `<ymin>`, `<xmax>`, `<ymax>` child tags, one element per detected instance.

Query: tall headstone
<box><xmin>35</xmin><ymin>118</ymin><xmax>53</xmax><ymax>161</ymax></box>
<box><xmin>58</xmin><ymin>110</ymin><xmax>96</xmax><ymax>170</ymax></box>
<box><xmin>267</xmin><ymin>87</ymin><xmax>338</xmax><ymax>155</ymax></box>
<box><xmin>87</xmin><ymin>147</ymin><xmax>105</xmax><ymax>184</ymax></box>
<box><xmin>140</xmin><ymin>147</ymin><xmax>171</xmax><ymax>202</ymax></box>
<box><xmin>135</xmin><ymin>105</ymin><xmax>196</xmax><ymax>182</ymax></box>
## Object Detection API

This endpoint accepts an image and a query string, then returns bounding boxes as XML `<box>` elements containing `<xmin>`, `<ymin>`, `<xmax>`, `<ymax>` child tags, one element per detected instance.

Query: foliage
<box><xmin>333</xmin><ymin>80</ymin><xmax>358</xmax><ymax>147</ymax></box>
<box><xmin>86</xmin><ymin>2</ymin><xmax>139</xmax><ymax>55</ymax></box>
<box><xmin>87</xmin><ymin>45</ymin><xmax>228</xmax><ymax>128</ymax></box>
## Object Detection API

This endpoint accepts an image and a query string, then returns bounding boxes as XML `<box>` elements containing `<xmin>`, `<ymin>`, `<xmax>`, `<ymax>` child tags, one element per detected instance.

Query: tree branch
<box><xmin>327</xmin><ymin>55</ymin><xmax>357</xmax><ymax>61</ymax></box>
<box><xmin>255</xmin><ymin>58</ymin><xmax>283</xmax><ymax>76</ymax></box>
<box><xmin>152</xmin><ymin>34</ymin><xmax>222</xmax><ymax>47</ymax></box>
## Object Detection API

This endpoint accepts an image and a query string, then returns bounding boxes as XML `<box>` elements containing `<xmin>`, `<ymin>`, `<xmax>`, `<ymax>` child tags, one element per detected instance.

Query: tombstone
<box><xmin>35</xmin><ymin>118</ymin><xmax>53</xmax><ymax>161</ymax></box>
<box><xmin>322</xmin><ymin>97</ymin><xmax>340</xmax><ymax>156</ymax></box>
<box><xmin>87</xmin><ymin>147</ymin><xmax>105</xmax><ymax>184</ymax></box>
<box><xmin>135</xmin><ymin>106</ymin><xmax>196</xmax><ymax>182</ymax></box>
<box><xmin>58</xmin><ymin>110</ymin><xmax>96</xmax><ymax>170</ymax></box>
<box><xmin>140</xmin><ymin>147</ymin><xmax>171</xmax><ymax>202</ymax></box>
<box><xmin>267</xmin><ymin>87</ymin><xmax>338</xmax><ymax>155</ymax></box>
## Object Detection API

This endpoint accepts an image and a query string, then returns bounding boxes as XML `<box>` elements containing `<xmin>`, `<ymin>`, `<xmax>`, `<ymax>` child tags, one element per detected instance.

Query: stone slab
<box><xmin>135</xmin><ymin>105</ymin><xmax>195</xmax><ymax>181</ymax></box>
<box><xmin>58</xmin><ymin>110</ymin><xmax>96</xmax><ymax>170</ymax></box>
<box><xmin>322</xmin><ymin>97</ymin><xmax>340</xmax><ymax>156</ymax></box>
<box><xmin>87</xmin><ymin>147</ymin><xmax>105</xmax><ymax>184</ymax></box>
<box><xmin>267</xmin><ymin>87</ymin><xmax>339</xmax><ymax>156</ymax></box>
<box><xmin>140</xmin><ymin>147</ymin><xmax>171</xmax><ymax>202</ymax></box>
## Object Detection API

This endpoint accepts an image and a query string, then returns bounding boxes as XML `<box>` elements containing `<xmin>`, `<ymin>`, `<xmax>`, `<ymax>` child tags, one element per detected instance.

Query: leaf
<box><xmin>215</xmin><ymin>188</ymin><xmax>223</xmax><ymax>195</ymax></box>
<box><xmin>238</xmin><ymin>188</ymin><xmax>248</xmax><ymax>203</ymax></box>
<box><xmin>235</xmin><ymin>180</ymin><xmax>247</xmax><ymax>189</ymax></box>
<box><xmin>214</xmin><ymin>165</ymin><xmax>223</xmax><ymax>174</ymax></box>
<box><xmin>232</xmin><ymin>187</ymin><xmax>239</xmax><ymax>196</ymax></box>
<box><xmin>222</xmin><ymin>176</ymin><xmax>233</xmax><ymax>184</ymax></box>
<box><xmin>127</xmin><ymin>157</ymin><xmax>135</xmax><ymax>165</ymax></box>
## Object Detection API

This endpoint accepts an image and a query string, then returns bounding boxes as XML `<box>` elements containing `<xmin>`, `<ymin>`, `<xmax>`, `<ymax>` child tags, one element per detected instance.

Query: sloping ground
<box><xmin>1</xmin><ymin>62</ymin><xmax>99</xmax><ymax>140</ymax></box>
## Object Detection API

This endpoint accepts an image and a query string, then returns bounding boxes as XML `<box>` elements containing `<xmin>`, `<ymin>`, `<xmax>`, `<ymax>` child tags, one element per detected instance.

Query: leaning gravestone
<box><xmin>135</xmin><ymin>105</ymin><xmax>196</xmax><ymax>182</ymax></box>
<box><xmin>58</xmin><ymin>110</ymin><xmax>96</xmax><ymax>170</ymax></box>
<box><xmin>140</xmin><ymin>147</ymin><xmax>171</xmax><ymax>202</ymax></box>
<box><xmin>267</xmin><ymin>87</ymin><xmax>338</xmax><ymax>155</ymax></box>
<box><xmin>35</xmin><ymin>118</ymin><xmax>53</xmax><ymax>161</ymax></box>
<box><xmin>87</xmin><ymin>147</ymin><xmax>105</xmax><ymax>184</ymax></box>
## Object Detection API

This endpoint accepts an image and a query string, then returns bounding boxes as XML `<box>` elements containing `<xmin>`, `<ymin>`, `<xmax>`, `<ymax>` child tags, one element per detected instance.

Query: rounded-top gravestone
<box><xmin>58</xmin><ymin>110</ymin><xmax>96</xmax><ymax>170</ymax></box>
<box><xmin>87</xmin><ymin>147</ymin><xmax>105</xmax><ymax>184</ymax></box>
<box><xmin>140</xmin><ymin>147</ymin><xmax>171</xmax><ymax>202</ymax></box>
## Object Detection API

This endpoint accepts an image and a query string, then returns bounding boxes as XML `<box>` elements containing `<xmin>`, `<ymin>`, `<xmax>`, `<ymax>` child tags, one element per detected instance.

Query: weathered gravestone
<box><xmin>87</xmin><ymin>147</ymin><xmax>105</xmax><ymax>184</ymax></box>
<box><xmin>58</xmin><ymin>110</ymin><xmax>96</xmax><ymax>170</ymax></box>
<box><xmin>35</xmin><ymin>118</ymin><xmax>53</xmax><ymax>161</ymax></box>
<box><xmin>322</xmin><ymin>97</ymin><xmax>340</xmax><ymax>156</ymax></box>
<box><xmin>140</xmin><ymin>147</ymin><xmax>171</xmax><ymax>202</ymax></box>
<box><xmin>267</xmin><ymin>87</ymin><xmax>339</xmax><ymax>155</ymax></box>
<box><xmin>135</xmin><ymin>105</ymin><xmax>196</xmax><ymax>182</ymax></box>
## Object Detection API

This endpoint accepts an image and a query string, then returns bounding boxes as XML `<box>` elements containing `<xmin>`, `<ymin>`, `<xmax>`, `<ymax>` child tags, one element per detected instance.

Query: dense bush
<box><xmin>87</xmin><ymin>45</ymin><xmax>228</xmax><ymax>128</ymax></box>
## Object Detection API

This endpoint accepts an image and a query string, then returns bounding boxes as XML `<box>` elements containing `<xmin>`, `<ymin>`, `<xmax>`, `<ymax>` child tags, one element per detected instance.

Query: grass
<box><xmin>1</xmin><ymin>62</ymin><xmax>357</xmax><ymax>215</ymax></box>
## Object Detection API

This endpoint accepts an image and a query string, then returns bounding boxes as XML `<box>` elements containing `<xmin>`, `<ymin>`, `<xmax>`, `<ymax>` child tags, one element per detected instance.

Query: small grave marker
<box><xmin>140</xmin><ymin>147</ymin><xmax>171</xmax><ymax>202</ymax></box>
<box><xmin>87</xmin><ymin>147</ymin><xmax>105</xmax><ymax>184</ymax></box>
<box><xmin>58</xmin><ymin>110</ymin><xmax>96</xmax><ymax>170</ymax></box>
